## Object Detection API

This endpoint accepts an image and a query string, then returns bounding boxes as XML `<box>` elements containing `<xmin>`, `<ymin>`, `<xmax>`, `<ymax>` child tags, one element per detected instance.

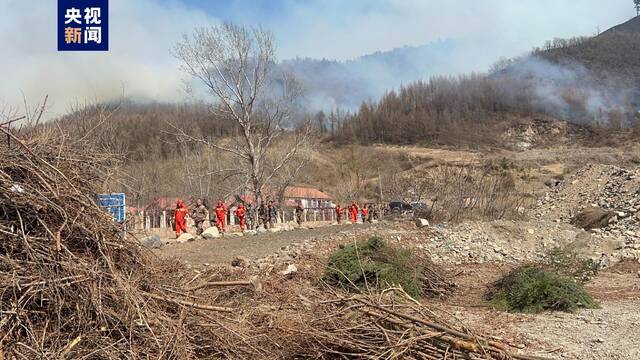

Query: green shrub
<box><xmin>324</xmin><ymin>236</ymin><xmax>436</xmax><ymax>297</ymax></box>
<box><xmin>542</xmin><ymin>247</ymin><xmax>599</xmax><ymax>282</ymax></box>
<box><xmin>485</xmin><ymin>266</ymin><xmax>598</xmax><ymax>313</ymax></box>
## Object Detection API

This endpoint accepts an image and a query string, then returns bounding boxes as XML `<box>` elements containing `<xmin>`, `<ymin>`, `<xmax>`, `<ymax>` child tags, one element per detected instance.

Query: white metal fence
<box><xmin>131</xmin><ymin>207</ymin><xmax>340</xmax><ymax>230</ymax></box>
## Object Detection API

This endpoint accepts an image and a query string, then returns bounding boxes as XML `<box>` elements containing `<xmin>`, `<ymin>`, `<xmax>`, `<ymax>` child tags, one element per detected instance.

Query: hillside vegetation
<box><xmin>533</xmin><ymin>17</ymin><xmax>640</xmax><ymax>89</ymax></box>
<box><xmin>333</xmin><ymin>17</ymin><xmax>640</xmax><ymax>146</ymax></box>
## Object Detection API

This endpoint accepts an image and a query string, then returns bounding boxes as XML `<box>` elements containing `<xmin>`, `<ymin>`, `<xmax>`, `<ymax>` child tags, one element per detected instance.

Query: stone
<box><xmin>250</xmin><ymin>275</ymin><xmax>263</xmax><ymax>292</ymax></box>
<box><xmin>176</xmin><ymin>233</ymin><xmax>195</xmax><ymax>243</ymax></box>
<box><xmin>415</xmin><ymin>218</ymin><xmax>430</xmax><ymax>228</ymax></box>
<box><xmin>141</xmin><ymin>235</ymin><xmax>163</xmax><ymax>249</ymax></box>
<box><xmin>268</xmin><ymin>227</ymin><xmax>282</xmax><ymax>233</ymax></box>
<box><xmin>256</xmin><ymin>227</ymin><xmax>267</xmax><ymax>233</ymax></box>
<box><xmin>243</xmin><ymin>229</ymin><xmax>258</xmax><ymax>236</ymax></box>
<box><xmin>231</xmin><ymin>256</ymin><xmax>250</xmax><ymax>268</ymax></box>
<box><xmin>281</xmin><ymin>264</ymin><xmax>297</xmax><ymax>277</ymax></box>
<box><xmin>201</xmin><ymin>227</ymin><xmax>220</xmax><ymax>239</ymax></box>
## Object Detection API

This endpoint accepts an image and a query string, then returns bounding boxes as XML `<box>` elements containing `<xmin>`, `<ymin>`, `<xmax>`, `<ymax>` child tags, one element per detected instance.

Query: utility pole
<box><xmin>377</xmin><ymin>167</ymin><xmax>383</xmax><ymax>202</ymax></box>
<box><xmin>378</xmin><ymin>167</ymin><xmax>384</xmax><ymax>220</ymax></box>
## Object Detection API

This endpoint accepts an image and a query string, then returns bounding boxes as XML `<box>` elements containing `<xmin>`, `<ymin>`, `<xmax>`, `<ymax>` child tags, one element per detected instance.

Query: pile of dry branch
<box><xmin>0</xmin><ymin>125</ymin><xmax>249</xmax><ymax>358</ymax></box>
<box><xmin>274</xmin><ymin>285</ymin><xmax>548</xmax><ymax>360</ymax></box>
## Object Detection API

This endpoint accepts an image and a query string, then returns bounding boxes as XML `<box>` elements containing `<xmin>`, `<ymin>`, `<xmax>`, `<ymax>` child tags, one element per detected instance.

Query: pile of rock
<box><xmin>422</xmin><ymin>221</ymin><xmax>559</xmax><ymax>264</ymax></box>
<box><xmin>590</xmin><ymin>168</ymin><xmax>640</xmax><ymax>241</ymax></box>
<box><xmin>536</xmin><ymin>165</ymin><xmax>640</xmax><ymax>245</ymax></box>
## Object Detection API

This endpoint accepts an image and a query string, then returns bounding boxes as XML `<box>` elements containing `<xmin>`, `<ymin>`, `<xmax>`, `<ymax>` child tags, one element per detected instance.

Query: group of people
<box><xmin>174</xmin><ymin>198</ymin><xmax>378</xmax><ymax>238</ymax></box>
<box><xmin>173</xmin><ymin>198</ymin><xmax>279</xmax><ymax>238</ymax></box>
<box><xmin>335</xmin><ymin>201</ymin><xmax>378</xmax><ymax>224</ymax></box>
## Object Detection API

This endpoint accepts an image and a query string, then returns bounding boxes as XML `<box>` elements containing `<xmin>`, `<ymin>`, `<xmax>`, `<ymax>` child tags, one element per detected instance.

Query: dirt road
<box><xmin>154</xmin><ymin>223</ymin><xmax>380</xmax><ymax>265</ymax></box>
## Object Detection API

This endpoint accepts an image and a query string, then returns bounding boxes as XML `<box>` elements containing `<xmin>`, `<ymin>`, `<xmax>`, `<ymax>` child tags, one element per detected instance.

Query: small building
<box><xmin>283</xmin><ymin>186</ymin><xmax>333</xmax><ymax>209</ymax></box>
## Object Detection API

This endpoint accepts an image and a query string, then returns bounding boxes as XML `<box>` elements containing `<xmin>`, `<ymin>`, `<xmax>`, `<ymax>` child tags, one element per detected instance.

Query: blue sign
<box><xmin>58</xmin><ymin>0</ymin><xmax>109</xmax><ymax>51</ymax></box>
<box><xmin>97</xmin><ymin>193</ymin><xmax>126</xmax><ymax>222</ymax></box>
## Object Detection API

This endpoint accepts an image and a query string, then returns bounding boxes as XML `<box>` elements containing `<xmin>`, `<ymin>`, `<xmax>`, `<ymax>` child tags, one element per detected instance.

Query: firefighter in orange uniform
<box><xmin>349</xmin><ymin>201</ymin><xmax>358</xmax><ymax>224</ymax></box>
<box><xmin>174</xmin><ymin>199</ymin><xmax>188</xmax><ymax>238</ymax></box>
<box><xmin>214</xmin><ymin>201</ymin><xmax>228</xmax><ymax>233</ymax></box>
<box><xmin>234</xmin><ymin>203</ymin><xmax>247</xmax><ymax>231</ymax></box>
<box><xmin>361</xmin><ymin>204</ymin><xmax>369</xmax><ymax>223</ymax></box>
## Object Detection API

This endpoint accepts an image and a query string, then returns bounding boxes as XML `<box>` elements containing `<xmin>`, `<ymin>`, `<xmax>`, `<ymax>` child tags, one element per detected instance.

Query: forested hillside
<box><xmin>533</xmin><ymin>16</ymin><xmax>640</xmax><ymax>89</ymax></box>
<box><xmin>333</xmin><ymin>17</ymin><xmax>640</xmax><ymax>146</ymax></box>
<box><xmin>53</xmin><ymin>102</ymin><xmax>235</xmax><ymax>162</ymax></box>
<box><xmin>282</xmin><ymin>40</ymin><xmax>462</xmax><ymax>110</ymax></box>
<box><xmin>52</xmin><ymin>17</ymin><xmax>640</xmax><ymax>157</ymax></box>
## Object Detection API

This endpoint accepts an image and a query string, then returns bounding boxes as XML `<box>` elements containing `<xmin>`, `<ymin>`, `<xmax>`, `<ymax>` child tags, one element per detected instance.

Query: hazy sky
<box><xmin>0</xmin><ymin>0</ymin><xmax>634</xmax><ymax>117</ymax></box>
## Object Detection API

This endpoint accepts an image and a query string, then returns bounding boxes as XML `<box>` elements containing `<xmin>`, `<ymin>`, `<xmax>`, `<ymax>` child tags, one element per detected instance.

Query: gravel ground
<box><xmin>518</xmin><ymin>264</ymin><xmax>640</xmax><ymax>360</ymax></box>
<box><xmin>433</xmin><ymin>262</ymin><xmax>640</xmax><ymax>360</ymax></box>
<box><xmin>519</xmin><ymin>299</ymin><xmax>640</xmax><ymax>360</ymax></box>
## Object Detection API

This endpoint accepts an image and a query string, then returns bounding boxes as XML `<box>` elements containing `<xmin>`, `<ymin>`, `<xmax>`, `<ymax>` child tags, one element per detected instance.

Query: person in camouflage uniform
<box><xmin>258</xmin><ymin>203</ymin><xmax>268</xmax><ymax>229</ymax></box>
<box><xmin>191</xmin><ymin>198</ymin><xmax>208</xmax><ymax>236</ymax></box>
<box><xmin>245</xmin><ymin>203</ymin><xmax>255</xmax><ymax>230</ymax></box>
<box><xmin>295</xmin><ymin>202</ymin><xmax>304</xmax><ymax>226</ymax></box>
<box><xmin>267</xmin><ymin>200</ymin><xmax>278</xmax><ymax>228</ymax></box>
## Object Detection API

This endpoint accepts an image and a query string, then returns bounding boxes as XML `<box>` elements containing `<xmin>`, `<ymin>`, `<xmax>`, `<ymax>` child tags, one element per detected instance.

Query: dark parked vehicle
<box><xmin>388</xmin><ymin>202</ymin><xmax>413</xmax><ymax>214</ymax></box>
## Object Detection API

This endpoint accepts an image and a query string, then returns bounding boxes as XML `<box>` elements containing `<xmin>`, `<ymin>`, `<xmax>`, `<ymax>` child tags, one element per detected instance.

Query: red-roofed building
<box><xmin>283</xmin><ymin>186</ymin><xmax>333</xmax><ymax>209</ymax></box>
<box><xmin>221</xmin><ymin>186</ymin><xmax>333</xmax><ymax>209</ymax></box>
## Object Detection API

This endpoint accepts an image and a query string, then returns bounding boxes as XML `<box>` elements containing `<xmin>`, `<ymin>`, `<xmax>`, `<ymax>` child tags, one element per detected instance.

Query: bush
<box><xmin>542</xmin><ymin>247</ymin><xmax>599</xmax><ymax>282</ymax></box>
<box><xmin>324</xmin><ymin>236</ymin><xmax>450</xmax><ymax>297</ymax></box>
<box><xmin>485</xmin><ymin>266</ymin><xmax>598</xmax><ymax>313</ymax></box>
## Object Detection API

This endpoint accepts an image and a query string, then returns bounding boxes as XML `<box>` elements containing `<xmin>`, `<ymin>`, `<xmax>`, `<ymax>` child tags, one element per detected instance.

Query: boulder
<box><xmin>243</xmin><ymin>229</ymin><xmax>258</xmax><ymax>236</ymax></box>
<box><xmin>201</xmin><ymin>227</ymin><xmax>220</xmax><ymax>239</ymax></box>
<box><xmin>256</xmin><ymin>226</ymin><xmax>267</xmax><ymax>234</ymax></box>
<box><xmin>141</xmin><ymin>235</ymin><xmax>163</xmax><ymax>249</ymax></box>
<box><xmin>415</xmin><ymin>218</ymin><xmax>430</xmax><ymax>228</ymax></box>
<box><xmin>176</xmin><ymin>233</ymin><xmax>195</xmax><ymax>243</ymax></box>
<box><xmin>571</xmin><ymin>208</ymin><xmax>616</xmax><ymax>230</ymax></box>
<box><xmin>268</xmin><ymin>227</ymin><xmax>282</xmax><ymax>233</ymax></box>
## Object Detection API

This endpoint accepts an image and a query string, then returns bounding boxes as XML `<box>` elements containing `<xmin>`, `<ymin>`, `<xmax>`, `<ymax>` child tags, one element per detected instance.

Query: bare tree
<box><xmin>636</xmin><ymin>0</ymin><xmax>640</xmax><ymax>16</ymax></box>
<box><xmin>272</xmin><ymin>143</ymin><xmax>311</xmax><ymax>204</ymax></box>
<box><xmin>173</xmin><ymin>23</ymin><xmax>310</xmax><ymax>206</ymax></box>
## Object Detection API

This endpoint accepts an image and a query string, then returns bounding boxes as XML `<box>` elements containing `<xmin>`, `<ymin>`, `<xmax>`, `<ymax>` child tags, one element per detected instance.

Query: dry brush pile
<box><xmin>283</xmin><ymin>286</ymin><xmax>549</xmax><ymax>360</ymax></box>
<box><xmin>0</xmin><ymin>123</ymin><xmax>547</xmax><ymax>359</ymax></box>
<box><xmin>0</xmin><ymin>125</ymin><xmax>249</xmax><ymax>358</ymax></box>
